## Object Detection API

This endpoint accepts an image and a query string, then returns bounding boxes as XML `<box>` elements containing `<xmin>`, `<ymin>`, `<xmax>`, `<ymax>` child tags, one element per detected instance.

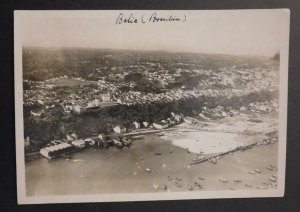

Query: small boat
<box><xmin>63</xmin><ymin>154</ymin><xmax>72</xmax><ymax>160</ymax></box>
<box><xmin>83</xmin><ymin>138</ymin><xmax>95</xmax><ymax>146</ymax></box>
<box><xmin>157</xmin><ymin>132</ymin><xmax>164</xmax><ymax>137</ymax></box>
<box><xmin>121</xmin><ymin>138</ymin><xmax>132</xmax><ymax>146</ymax></box>
<box><xmin>112</xmin><ymin>139</ymin><xmax>123</xmax><ymax>148</ymax></box>
<box><xmin>131</xmin><ymin>135</ymin><xmax>144</xmax><ymax>140</ymax></box>
<box><xmin>192</xmin><ymin>156</ymin><xmax>205</xmax><ymax>162</ymax></box>
<box><xmin>208</xmin><ymin>158</ymin><xmax>217</xmax><ymax>164</ymax></box>
<box><xmin>219</xmin><ymin>177</ymin><xmax>228</xmax><ymax>183</ymax></box>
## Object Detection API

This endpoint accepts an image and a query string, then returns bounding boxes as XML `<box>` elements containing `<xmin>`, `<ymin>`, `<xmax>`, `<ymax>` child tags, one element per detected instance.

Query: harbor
<box><xmin>25</xmin><ymin>110</ymin><xmax>279</xmax><ymax>196</ymax></box>
<box><xmin>25</xmin><ymin>131</ymin><xmax>278</xmax><ymax>196</ymax></box>
<box><xmin>33</xmin><ymin>112</ymin><xmax>184</xmax><ymax>160</ymax></box>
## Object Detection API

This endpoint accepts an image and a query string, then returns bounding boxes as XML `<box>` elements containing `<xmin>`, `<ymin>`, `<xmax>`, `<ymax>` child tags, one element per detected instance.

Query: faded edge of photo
<box><xmin>14</xmin><ymin>9</ymin><xmax>290</xmax><ymax>204</ymax></box>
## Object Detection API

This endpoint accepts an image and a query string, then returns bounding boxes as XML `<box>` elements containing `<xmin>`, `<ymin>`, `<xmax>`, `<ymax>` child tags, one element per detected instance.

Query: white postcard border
<box><xmin>14</xmin><ymin>9</ymin><xmax>290</xmax><ymax>204</ymax></box>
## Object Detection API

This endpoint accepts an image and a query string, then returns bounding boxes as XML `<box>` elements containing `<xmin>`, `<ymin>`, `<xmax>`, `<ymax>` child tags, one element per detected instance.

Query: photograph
<box><xmin>14</xmin><ymin>10</ymin><xmax>289</xmax><ymax>204</ymax></box>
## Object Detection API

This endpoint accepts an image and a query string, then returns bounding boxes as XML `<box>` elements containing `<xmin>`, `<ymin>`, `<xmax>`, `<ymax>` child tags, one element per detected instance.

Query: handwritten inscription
<box><xmin>116</xmin><ymin>13</ymin><xmax>186</xmax><ymax>24</ymax></box>
<box><xmin>116</xmin><ymin>13</ymin><xmax>138</xmax><ymax>24</ymax></box>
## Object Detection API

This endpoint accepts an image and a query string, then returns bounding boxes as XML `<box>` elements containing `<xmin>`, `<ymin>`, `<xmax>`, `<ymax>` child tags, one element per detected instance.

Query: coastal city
<box><xmin>23</xmin><ymin>47</ymin><xmax>280</xmax><ymax>195</ymax></box>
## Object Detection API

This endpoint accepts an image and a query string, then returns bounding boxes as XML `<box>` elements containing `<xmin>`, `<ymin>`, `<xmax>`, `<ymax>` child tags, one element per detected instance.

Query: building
<box><xmin>87</xmin><ymin>99</ymin><xmax>99</xmax><ymax>108</ymax></box>
<box><xmin>71</xmin><ymin>139</ymin><xmax>86</xmax><ymax>148</ymax></box>
<box><xmin>66</xmin><ymin>134</ymin><xmax>74</xmax><ymax>141</ymax></box>
<box><xmin>73</xmin><ymin>105</ymin><xmax>81</xmax><ymax>113</ymax></box>
<box><xmin>102</xmin><ymin>93</ymin><xmax>111</xmax><ymax>102</ymax></box>
<box><xmin>24</xmin><ymin>136</ymin><xmax>30</xmax><ymax>147</ymax></box>
<box><xmin>133</xmin><ymin>121</ymin><xmax>141</xmax><ymax>129</ymax></box>
<box><xmin>142</xmin><ymin>122</ymin><xmax>149</xmax><ymax>128</ymax></box>
<box><xmin>40</xmin><ymin>142</ymin><xmax>74</xmax><ymax>159</ymax></box>
<box><xmin>71</xmin><ymin>133</ymin><xmax>78</xmax><ymax>140</ymax></box>
<box><xmin>113</xmin><ymin>125</ymin><xmax>127</xmax><ymax>134</ymax></box>
<box><xmin>152</xmin><ymin>122</ymin><xmax>169</xmax><ymax>130</ymax></box>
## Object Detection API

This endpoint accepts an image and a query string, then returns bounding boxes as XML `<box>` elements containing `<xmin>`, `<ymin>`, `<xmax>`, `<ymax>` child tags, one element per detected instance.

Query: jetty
<box><xmin>190</xmin><ymin>142</ymin><xmax>259</xmax><ymax>165</ymax></box>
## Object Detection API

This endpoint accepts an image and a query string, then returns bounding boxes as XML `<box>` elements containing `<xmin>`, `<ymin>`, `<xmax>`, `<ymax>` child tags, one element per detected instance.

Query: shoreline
<box><xmin>25</xmin><ymin>129</ymin><xmax>278</xmax><ymax>196</ymax></box>
<box><xmin>25</xmin><ymin>110</ymin><xmax>279</xmax><ymax>196</ymax></box>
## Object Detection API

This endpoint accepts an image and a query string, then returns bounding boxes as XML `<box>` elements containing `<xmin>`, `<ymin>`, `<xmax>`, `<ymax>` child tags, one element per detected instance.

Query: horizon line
<box><xmin>22</xmin><ymin>45</ymin><xmax>278</xmax><ymax>58</ymax></box>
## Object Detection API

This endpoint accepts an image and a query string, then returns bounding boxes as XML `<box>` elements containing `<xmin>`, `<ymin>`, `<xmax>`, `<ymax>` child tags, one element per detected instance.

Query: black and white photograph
<box><xmin>14</xmin><ymin>10</ymin><xmax>289</xmax><ymax>204</ymax></box>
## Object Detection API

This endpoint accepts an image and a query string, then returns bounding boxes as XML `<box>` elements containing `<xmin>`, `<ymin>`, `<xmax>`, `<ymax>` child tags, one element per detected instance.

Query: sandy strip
<box><xmin>161</xmin><ymin>131</ymin><xmax>243</xmax><ymax>154</ymax></box>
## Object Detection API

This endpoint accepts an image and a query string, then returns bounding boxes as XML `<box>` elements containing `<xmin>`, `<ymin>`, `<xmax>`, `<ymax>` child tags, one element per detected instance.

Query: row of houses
<box><xmin>112</xmin><ymin>112</ymin><xmax>183</xmax><ymax>133</ymax></box>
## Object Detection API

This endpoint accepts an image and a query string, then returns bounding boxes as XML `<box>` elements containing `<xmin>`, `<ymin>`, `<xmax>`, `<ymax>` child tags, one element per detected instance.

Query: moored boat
<box><xmin>112</xmin><ymin>139</ymin><xmax>123</xmax><ymax>148</ymax></box>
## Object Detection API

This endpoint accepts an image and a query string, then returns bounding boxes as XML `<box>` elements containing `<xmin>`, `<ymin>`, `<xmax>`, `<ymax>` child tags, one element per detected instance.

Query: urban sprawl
<box><xmin>23</xmin><ymin>48</ymin><xmax>279</xmax><ymax>159</ymax></box>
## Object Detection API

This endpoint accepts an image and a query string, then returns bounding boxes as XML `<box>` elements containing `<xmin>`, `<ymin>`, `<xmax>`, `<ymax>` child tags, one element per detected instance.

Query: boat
<box><xmin>131</xmin><ymin>135</ymin><xmax>144</xmax><ymax>140</ymax></box>
<box><xmin>157</xmin><ymin>132</ymin><xmax>164</xmax><ymax>136</ymax></box>
<box><xmin>83</xmin><ymin>138</ymin><xmax>95</xmax><ymax>146</ymax></box>
<box><xmin>112</xmin><ymin>139</ymin><xmax>123</xmax><ymax>148</ymax></box>
<box><xmin>121</xmin><ymin>137</ymin><xmax>132</xmax><ymax>146</ymax></box>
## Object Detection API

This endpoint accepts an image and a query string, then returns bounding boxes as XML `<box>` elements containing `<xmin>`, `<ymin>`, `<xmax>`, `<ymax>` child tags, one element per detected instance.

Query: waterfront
<box><xmin>25</xmin><ymin>131</ymin><xmax>278</xmax><ymax>196</ymax></box>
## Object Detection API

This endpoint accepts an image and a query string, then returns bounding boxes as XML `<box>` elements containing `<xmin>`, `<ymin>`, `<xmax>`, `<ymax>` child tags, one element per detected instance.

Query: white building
<box><xmin>66</xmin><ymin>134</ymin><xmax>74</xmax><ymax>141</ymax></box>
<box><xmin>73</xmin><ymin>105</ymin><xmax>81</xmax><ymax>113</ymax></box>
<box><xmin>113</xmin><ymin>125</ymin><xmax>127</xmax><ymax>134</ymax></box>
<box><xmin>142</xmin><ymin>122</ymin><xmax>149</xmax><ymax>128</ymax></box>
<box><xmin>71</xmin><ymin>139</ymin><xmax>86</xmax><ymax>148</ymax></box>
<box><xmin>71</xmin><ymin>133</ymin><xmax>78</xmax><ymax>140</ymax></box>
<box><xmin>102</xmin><ymin>94</ymin><xmax>111</xmax><ymax>102</ymax></box>
<box><xmin>24</xmin><ymin>136</ymin><xmax>30</xmax><ymax>147</ymax></box>
<box><xmin>133</xmin><ymin>122</ymin><xmax>141</xmax><ymax>129</ymax></box>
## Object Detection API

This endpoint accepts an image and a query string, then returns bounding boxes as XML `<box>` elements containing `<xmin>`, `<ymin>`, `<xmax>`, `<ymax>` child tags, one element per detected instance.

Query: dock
<box><xmin>123</xmin><ymin>129</ymin><xmax>162</xmax><ymax>137</ymax></box>
<box><xmin>190</xmin><ymin>142</ymin><xmax>258</xmax><ymax>165</ymax></box>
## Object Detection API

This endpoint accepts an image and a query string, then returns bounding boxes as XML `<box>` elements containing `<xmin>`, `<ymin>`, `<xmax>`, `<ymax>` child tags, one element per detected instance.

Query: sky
<box><xmin>15</xmin><ymin>10</ymin><xmax>289</xmax><ymax>56</ymax></box>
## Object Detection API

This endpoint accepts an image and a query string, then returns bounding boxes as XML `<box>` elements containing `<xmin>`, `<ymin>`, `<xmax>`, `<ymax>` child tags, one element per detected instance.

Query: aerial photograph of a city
<box><xmin>14</xmin><ymin>10</ymin><xmax>289</xmax><ymax>203</ymax></box>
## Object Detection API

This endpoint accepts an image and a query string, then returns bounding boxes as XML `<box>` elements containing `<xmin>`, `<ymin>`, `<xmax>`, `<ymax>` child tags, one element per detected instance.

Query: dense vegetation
<box><xmin>24</xmin><ymin>89</ymin><xmax>276</xmax><ymax>149</ymax></box>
